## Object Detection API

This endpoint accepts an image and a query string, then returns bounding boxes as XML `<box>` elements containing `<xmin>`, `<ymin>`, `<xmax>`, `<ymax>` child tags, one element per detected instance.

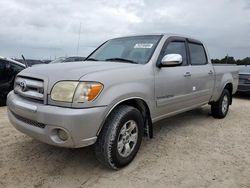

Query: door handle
<box><xmin>208</xmin><ymin>70</ymin><xmax>213</xmax><ymax>75</ymax></box>
<box><xmin>184</xmin><ymin>72</ymin><xmax>192</xmax><ymax>77</ymax></box>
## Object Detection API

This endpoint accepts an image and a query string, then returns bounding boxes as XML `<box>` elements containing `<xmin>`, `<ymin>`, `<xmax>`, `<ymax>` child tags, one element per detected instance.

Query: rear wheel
<box><xmin>95</xmin><ymin>105</ymin><xmax>143</xmax><ymax>169</ymax></box>
<box><xmin>211</xmin><ymin>89</ymin><xmax>230</xmax><ymax>119</ymax></box>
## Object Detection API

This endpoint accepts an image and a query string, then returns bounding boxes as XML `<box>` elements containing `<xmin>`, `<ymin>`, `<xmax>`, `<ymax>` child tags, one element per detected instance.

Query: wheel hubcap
<box><xmin>222</xmin><ymin>95</ymin><xmax>228</xmax><ymax>114</ymax></box>
<box><xmin>117</xmin><ymin>120</ymin><xmax>138</xmax><ymax>157</ymax></box>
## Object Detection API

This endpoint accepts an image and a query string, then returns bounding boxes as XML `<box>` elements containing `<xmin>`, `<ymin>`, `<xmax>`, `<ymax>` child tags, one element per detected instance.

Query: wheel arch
<box><xmin>210</xmin><ymin>81</ymin><xmax>233</xmax><ymax>105</ymax></box>
<box><xmin>224</xmin><ymin>82</ymin><xmax>233</xmax><ymax>105</ymax></box>
<box><xmin>97</xmin><ymin>97</ymin><xmax>153</xmax><ymax>138</ymax></box>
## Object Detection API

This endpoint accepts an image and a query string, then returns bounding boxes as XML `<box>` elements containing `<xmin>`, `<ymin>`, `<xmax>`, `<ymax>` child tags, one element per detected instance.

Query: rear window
<box><xmin>188</xmin><ymin>43</ymin><xmax>207</xmax><ymax>65</ymax></box>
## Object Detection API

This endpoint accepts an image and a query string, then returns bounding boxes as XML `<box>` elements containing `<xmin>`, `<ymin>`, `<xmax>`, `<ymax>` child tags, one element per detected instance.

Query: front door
<box><xmin>155</xmin><ymin>38</ymin><xmax>192</xmax><ymax>117</ymax></box>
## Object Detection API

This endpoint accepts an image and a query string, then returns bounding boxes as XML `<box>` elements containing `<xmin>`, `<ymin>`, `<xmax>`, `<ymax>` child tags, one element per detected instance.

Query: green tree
<box><xmin>211</xmin><ymin>56</ymin><xmax>250</xmax><ymax>65</ymax></box>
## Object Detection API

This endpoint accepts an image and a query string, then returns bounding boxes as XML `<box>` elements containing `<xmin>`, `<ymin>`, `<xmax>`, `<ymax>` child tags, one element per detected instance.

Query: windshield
<box><xmin>86</xmin><ymin>35</ymin><xmax>162</xmax><ymax>64</ymax></box>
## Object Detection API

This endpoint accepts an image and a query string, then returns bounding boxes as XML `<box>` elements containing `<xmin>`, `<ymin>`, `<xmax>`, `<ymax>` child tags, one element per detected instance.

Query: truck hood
<box><xmin>18</xmin><ymin>61</ymin><xmax>139</xmax><ymax>90</ymax></box>
<box><xmin>19</xmin><ymin>61</ymin><xmax>136</xmax><ymax>80</ymax></box>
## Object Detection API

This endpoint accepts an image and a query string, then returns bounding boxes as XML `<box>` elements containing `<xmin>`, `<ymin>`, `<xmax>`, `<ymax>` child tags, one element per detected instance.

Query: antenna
<box><xmin>76</xmin><ymin>22</ymin><xmax>82</xmax><ymax>56</ymax></box>
<box><xmin>21</xmin><ymin>55</ymin><xmax>28</xmax><ymax>68</ymax></box>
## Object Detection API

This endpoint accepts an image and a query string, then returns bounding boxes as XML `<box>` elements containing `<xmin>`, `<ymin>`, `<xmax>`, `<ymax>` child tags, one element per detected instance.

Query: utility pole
<box><xmin>76</xmin><ymin>22</ymin><xmax>82</xmax><ymax>56</ymax></box>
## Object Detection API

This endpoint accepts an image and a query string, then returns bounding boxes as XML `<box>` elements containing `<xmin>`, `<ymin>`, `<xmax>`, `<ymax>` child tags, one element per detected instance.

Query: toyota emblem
<box><xmin>19</xmin><ymin>80</ymin><xmax>27</xmax><ymax>92</ymax></box>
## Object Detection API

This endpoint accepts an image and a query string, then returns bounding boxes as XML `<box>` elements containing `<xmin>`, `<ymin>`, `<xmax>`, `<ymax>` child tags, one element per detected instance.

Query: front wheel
<box><xmin>95</xmin><ymin>105</ymin><xmax>143</xmax><ymax>169</ymax></box>
<box><xmin>211</xmin><ymin>89</ymin><xmax>230</xmax><ymax>119</ymax></box>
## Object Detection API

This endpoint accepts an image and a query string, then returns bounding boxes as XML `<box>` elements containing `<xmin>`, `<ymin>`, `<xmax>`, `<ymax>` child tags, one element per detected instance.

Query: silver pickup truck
<box><xmin>7</xmin><ymin>34</ymin><xmax>238</xmax><ymax>169</ymax></box>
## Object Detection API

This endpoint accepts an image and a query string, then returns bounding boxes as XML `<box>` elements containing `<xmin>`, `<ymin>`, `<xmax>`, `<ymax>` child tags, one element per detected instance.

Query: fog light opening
<box><xmin>57</xmin><ymin>129</ymin><xmax>68</xmax><ymax>141</ymax></box>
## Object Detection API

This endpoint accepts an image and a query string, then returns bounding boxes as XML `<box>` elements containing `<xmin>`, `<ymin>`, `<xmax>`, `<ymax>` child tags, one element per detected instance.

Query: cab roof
<box><xmin>111</xmin><ymin>33</ymin><xmax>203</xmax><ymax>44</ymax></box>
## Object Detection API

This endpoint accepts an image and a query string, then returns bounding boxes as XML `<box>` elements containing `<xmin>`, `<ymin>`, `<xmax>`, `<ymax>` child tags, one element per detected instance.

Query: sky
<box><xmin>0</xmin><ymin>0</ymin><xmax>250</xmax><ymax>60</ymax></box>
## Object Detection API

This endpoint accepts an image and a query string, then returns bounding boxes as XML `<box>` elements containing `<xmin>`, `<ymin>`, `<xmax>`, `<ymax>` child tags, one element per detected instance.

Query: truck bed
<box><xmin>211</xmin><ymin>65</ymin><xmax>239</xmax><ymax>102</ymax></box>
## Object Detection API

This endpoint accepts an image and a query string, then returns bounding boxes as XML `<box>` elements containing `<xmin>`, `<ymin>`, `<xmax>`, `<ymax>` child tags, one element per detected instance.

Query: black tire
<box><xmin>95</xmin><ymin>105</ymin><xmax>144</xmax><ymax>169</ymax></box>
<box><xmin>211</xmin><ymin>89</ymin><xmax>230</xmax><ymax>119</ymax></box>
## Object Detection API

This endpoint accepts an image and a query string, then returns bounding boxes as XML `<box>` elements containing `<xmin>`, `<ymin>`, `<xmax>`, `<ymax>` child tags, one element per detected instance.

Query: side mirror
<box><xmin>161</xmin><ymin>54</ymin><xmax>182</xmax><ymax>66</ymax></box>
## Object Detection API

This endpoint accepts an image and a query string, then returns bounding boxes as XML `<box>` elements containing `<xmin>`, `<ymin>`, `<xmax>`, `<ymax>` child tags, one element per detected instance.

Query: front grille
<box><xmin>11</xmin><ymin>111</ymin><xmax>46</xmax><ymax>129</ymax></box>
<box><xmin>238</xmin><ymin>85</ymin><xmax>250</xmax><ymax>92</ymax></box>
<box><xmin>239</xmin><ymin>78</ymin><xmax>246</xmax><ymax>84</ymax></box>
<box><xmin>14</xmin><ymin>76</ymin><xmax>44</xmax><ymax>102</ymax></box>
<box><xmin>239</xmin><ymin>74</ymin><xmax>250</xmax><ymax>84</ymax></box>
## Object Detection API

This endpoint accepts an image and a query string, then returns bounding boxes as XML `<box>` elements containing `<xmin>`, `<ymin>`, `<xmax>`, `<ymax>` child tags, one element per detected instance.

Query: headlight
<box><xmin>51</xmin><ymin>81</ymin><xmax>78</xmax><ymax>102</ymax></box>
<box><xmin>51</xmin><ymin>81</ymin><xmax>103</xmax><ymax>103</ymax></box>
<box><xmin>73</xmin><ymin>82</ymin><xmax>103</xmax><ymax>103</ymax></box>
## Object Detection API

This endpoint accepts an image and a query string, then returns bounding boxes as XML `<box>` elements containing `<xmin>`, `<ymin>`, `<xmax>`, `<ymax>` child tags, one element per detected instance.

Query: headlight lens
<box><xmin>51</xmin><ymin>81</ymin><xmax>78</xmax><ymax>102</ymax></box>
<box><xmin>51</xmin><ymin>81</ymin><xmax>103</xmax><ymax>103</ymax></box>
<box><xmin>73</xmin><ymin>82</ymin><xmax>103</xmax><ymax>103</ymax></box>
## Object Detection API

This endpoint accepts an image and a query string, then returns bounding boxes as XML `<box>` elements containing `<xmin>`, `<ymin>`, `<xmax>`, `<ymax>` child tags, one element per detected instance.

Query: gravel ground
<box><xmin>0</xmin><ymin>95</ymin><xmax>250</xmax><ymax>188</ymax></box>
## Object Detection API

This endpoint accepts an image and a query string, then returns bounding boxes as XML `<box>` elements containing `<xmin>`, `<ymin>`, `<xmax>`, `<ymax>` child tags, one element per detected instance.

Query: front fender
<box><xmin>100</xmin><ymin>82</ymin><xmax>154</xmax><ymax>111</ymax></box>
<box><xmin>94</xmin><ymin>82</ymin><xmax>155</xmax><ymax>136</ymax></box>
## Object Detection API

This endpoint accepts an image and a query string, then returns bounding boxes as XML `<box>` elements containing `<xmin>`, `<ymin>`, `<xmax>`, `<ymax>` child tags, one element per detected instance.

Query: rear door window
<box><xmin>188</xmin><ymin>43</ymin><xmax>207</xmax><ymax>65</ymax></box>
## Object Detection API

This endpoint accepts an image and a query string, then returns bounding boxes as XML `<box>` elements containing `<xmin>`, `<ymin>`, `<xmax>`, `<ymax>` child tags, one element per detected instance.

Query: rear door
<box><xmin>187</xmin><ymin>40</ymin><xmax>214</xmax><ymax>104</ymax></box>
<box><xmin>155</xmin><ymin>37</ymin><xmax>192</xmax><ymax>116</ymax></box>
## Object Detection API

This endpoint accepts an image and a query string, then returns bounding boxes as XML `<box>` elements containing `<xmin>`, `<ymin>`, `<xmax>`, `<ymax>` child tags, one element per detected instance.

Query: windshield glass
<box><xmin>86</xmin><ymin>35</ymin><xmax>162</xmax><ymax>64</ymax></box>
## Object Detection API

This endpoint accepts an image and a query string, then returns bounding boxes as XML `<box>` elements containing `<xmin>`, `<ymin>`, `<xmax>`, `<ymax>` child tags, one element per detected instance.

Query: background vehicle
<box><xmin>49</xmin><ymin>56</ymin><xmax>85</xmax><ymax>64</ymax></box>
<box><xmin>237</xmin><ymin>66</ymin><xmax>250</xmax><ymax>93</ymax></box>
<box><xmin>15</xmin><ymin>59</ymin><xmax>48</xmax><ymax>66</ymax></box>
<box><xmin>7</xmin><ymin>34</ymin><xmax>238</xmax><ymax>169</ymax></box>
<box><xmin>64</xmin><ymin>56</ymin><xmax>85</xmax><ymax>62</ymax></box>
<box><xmin>0</xmin><ymin>56</ymin><xmax>26</xmax><ymax>106</ymax></box>
<box><xmin>49</xmin><ymin>57</ymin><xmax>67</xmax><ymax>64</ymax></box>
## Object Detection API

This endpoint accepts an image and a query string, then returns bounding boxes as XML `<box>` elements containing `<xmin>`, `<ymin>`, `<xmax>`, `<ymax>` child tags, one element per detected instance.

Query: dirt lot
<box><xmin>0</xmin><ymin>95</ymin><xmax>250</xmax><ymax>188</ymax></box>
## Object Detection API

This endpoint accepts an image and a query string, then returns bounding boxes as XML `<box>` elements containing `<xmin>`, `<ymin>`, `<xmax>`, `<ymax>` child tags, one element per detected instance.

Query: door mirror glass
<box><xmin>161</xmin><ymin>54</ymin><xmax>182</xmax><ymax>66</ymax></box>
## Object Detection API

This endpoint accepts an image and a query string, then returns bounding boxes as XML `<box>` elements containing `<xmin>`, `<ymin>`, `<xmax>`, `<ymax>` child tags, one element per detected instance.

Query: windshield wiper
<box><xmin>85</xmin><ymin>58</ymin><xmax>99</xmax><ymax>61</ymax></box>
<box><xmin>105</xmin><ymin>58</ymin><xmax>138</xmax><ymax>64</ymax></box>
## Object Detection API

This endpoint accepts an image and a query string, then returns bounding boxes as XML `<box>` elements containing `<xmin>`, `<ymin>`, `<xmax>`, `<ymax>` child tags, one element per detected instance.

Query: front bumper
<box><xmin>237</xmin><ymin>84</ymin><xmax>250</xmax><ymax>93</ymax></box>
<box><xmin>7</xmin><ymin>91</ymin><xmax>107</xmax><ymax>148</ymax></box>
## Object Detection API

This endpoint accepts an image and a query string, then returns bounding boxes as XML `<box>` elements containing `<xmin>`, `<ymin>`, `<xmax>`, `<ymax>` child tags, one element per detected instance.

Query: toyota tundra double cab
<box><xmin>7</xmin><ymin>34</ymin><xmax>238</xmax><ymax>169</ymax></box>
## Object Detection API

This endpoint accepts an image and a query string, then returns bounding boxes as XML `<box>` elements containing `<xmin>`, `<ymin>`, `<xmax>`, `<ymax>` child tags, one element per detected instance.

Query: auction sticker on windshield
<box><xmin>134</xmin><ymin>43</ymin><xmax>153</xmax><ymax>48</ymax></box>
